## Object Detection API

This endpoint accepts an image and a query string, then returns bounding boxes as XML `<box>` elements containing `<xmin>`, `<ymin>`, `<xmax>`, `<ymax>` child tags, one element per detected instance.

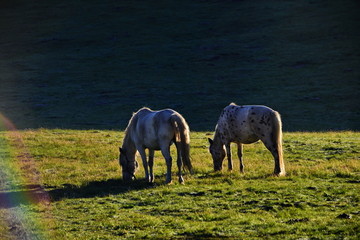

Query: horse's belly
<box><xmin>233</xmin><ymin>127</ymin><xmax>259</xmax><ymax>144</ymax></box>
<box><xmin>143</xmin><ymin>137</ymin><xmax>173</xmax><ymax>150</ymax></box>
<box><xmin>239</xmin><ymin>135</ymin><xmax>259</xmax><ymax>144</ymax></box>
<box><xmin>143</xmin><ymin>138</ymin><xmax>161</xmax><ymax>150</ymax></box>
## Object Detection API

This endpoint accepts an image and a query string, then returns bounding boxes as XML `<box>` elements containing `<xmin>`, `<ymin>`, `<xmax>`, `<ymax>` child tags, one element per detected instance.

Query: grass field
<box><xmin>1</xmin><ymin>129</ymin><xmax>359</xmax><ymax>239</ymax></box>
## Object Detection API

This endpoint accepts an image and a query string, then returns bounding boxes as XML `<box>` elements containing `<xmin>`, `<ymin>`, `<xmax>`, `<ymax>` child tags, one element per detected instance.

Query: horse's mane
<box><xmin>124</xmin><ymin>107</ymin><xmax>151</xmax><ymax>136</ymax></box>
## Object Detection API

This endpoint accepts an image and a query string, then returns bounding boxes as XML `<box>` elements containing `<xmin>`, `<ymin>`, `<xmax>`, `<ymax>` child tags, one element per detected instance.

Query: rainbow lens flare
<box><xmin>0</xmin><ymin>113</ymin><xmax>52</xmax><ymax>239</ymax></box>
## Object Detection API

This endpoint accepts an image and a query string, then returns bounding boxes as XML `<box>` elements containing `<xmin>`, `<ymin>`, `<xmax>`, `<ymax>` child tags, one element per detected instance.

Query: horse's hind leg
<box><xmin>261</xmin><ymin>136</ymin><xmax>285</xmax><ymax>176</ymax></box>
<box><xmin>175</xmin><ymin>142</ymin><xmax>184</xmax><ymax>184</ymax></box>
<box><xmin>161</xmin><ymin>146</ymin><xmax>173</xmax><ymax>184</ymax></box>
<box><xmin>148</xmin><ymin>149</ymin><xmax>155</xmax><ymax>183</ymax></box>
<box><xmin>237</xmin><ymin>143</ymin><xmax>244</xmax><ymax>173</ymax></box>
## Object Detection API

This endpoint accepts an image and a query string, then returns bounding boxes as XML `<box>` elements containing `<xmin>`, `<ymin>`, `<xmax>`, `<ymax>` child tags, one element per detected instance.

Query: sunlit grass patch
<box><xmin>1</xmin><ymin>130</ymin><xmax>359</xmax><ymax>239</ymax></box>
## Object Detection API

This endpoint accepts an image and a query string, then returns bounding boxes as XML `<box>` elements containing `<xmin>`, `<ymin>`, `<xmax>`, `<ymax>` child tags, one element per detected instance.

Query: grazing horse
<box><xmin>119</xmin><ymin>107</ymin><xmax>192</xmax><ymax>184</ymax></box>
<box><xmin>208</xmin><ymin>103</ymin><xmax>285</xmax><ymax>176</ymax></box>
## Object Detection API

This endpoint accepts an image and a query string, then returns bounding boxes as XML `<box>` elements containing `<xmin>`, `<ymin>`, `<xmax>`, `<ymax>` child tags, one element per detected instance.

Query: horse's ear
<box><xmin>208</xmin><ymin>138</ymin><xmax>213</xmax><ymax>145</ymax></box>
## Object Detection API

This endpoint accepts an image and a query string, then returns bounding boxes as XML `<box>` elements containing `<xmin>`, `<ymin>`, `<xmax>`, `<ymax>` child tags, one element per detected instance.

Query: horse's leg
<box><xmin>225</xmin><ymin>143</ymin><xmax>233</xmax><ymax>171</ymax></box>
<box><xmin>137</xmin><ymin>147</ymin><xmax>150</xmax><ymax>182</ymax></box>
<box><xmin>175</xmin><ymin>142</ymin><xmax>184</xmax><ymax>184</ymax></box>
<box><xmin>237</xmin><ymin>143</ymin><xmax>244</xmax><ymax>173</ymax></box>
<box><xmin>148</xmin><ymin>149</ymin><xmax>155</xmax><ymax>183</ymax></box>
<box><xmin>261</xmin><ymin>136</ymin><xmax>285</xmax><ymax>176</ymax></box>
<box><xmin>160</xmin><ymin>146</ymin><xmax>173</xmax><ymax>184</ymax></box>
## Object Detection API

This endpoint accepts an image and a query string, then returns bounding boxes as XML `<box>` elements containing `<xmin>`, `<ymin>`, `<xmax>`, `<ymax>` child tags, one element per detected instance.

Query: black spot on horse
<box><xmin>259</xmin><ymin>115</ymin><xmax>266</xmax><ymax>125</ymax></box>
<box><xmin>266</xmin><ymin>118</ymin><xmax>271</xmax><ymax>125</ymax></box>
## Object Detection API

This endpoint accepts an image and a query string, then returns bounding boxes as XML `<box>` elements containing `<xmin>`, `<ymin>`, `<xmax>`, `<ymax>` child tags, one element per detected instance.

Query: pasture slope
<box><xmin>0</xmin><ymin>129</ymin><xmax>359</xmax><ymax>239</ymax></box>
<box><xmin>0</xmin><ymin>0</ymin><xmax>359</xmax><ymax>131</ymax></box>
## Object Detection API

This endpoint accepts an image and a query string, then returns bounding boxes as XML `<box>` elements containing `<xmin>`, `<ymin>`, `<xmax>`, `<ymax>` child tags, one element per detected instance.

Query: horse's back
<box><xmin>133</xmin><ymin>108</ymin><xmax>178</xmax><ymax>148</ymax></box>
<box><xmin>224</xmin><ymin>104</ymin><xmax>278</xmax><ymax>120</ymax></box>
<box><xmin>135</xmin><ymin>108</ymin><xmax>175</xmax><ymax>125</ymax></box>
<box><xmin>224</xmin><ymin>104</ymin><xmax>274</xmax><ymax>114</ymax></box>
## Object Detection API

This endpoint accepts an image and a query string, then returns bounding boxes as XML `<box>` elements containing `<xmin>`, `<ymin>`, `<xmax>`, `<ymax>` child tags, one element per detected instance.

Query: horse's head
<box><xmin>119</xmin><ymin>147</ymin><xmax>139</xmax><ymax>181</ymax></box>
<box><xmin>208</xmin><ymin>138</ymin><xmax>225</xmax><ymax>171</ymax></box>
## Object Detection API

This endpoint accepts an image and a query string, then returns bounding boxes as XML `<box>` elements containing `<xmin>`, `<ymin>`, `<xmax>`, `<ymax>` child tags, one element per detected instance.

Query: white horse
<box><xmin>208</xmin><ymin>103</ymin><xmax>285</xmax><ymax>176</ymax></box>
<box><xmin>119</xmin><ymin>107</ymin><xmax>192</xmax><ymax>184</ymax></box>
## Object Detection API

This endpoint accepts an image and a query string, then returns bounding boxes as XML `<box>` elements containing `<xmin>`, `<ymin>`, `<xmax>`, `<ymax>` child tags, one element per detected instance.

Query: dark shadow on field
<box><xmin>0</xmin><ymin>185</ymin><xmax>50</xmax><ymax>209</ymax></box>
<box><xmin>0</xmin><ymin>180</ymin><xmax>154</xmax><ymax>208</ymax></box>
<box><xmin>47</xmin><ymin>179</ymin><xmax>155</xmax><ymax>202</ymax></box>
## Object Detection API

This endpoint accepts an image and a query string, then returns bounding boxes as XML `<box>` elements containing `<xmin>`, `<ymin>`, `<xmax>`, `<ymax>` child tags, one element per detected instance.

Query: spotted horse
<box><xmin>208</xmin><ymin>103</ymin><xmax>285</xmax><ymax>176</ymax></box>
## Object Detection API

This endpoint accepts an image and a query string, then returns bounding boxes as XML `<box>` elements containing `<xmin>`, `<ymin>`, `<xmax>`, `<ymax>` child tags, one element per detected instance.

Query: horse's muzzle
<box><xmin>214</xmin><ymin>166</ymin><xmax>223</xmax><ymax>171</ymax></box>
<box><xmin>122</xmin><ymin>172</ymin><xmax>136</xmax><ymax>182</ymax></box>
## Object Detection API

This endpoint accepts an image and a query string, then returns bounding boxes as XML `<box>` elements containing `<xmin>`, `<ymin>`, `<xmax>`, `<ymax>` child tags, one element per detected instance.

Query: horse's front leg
<box><xmin>225</xmin><ymin>143</ymin><xmax>233</xmax><ymax>171</ymax></box>
<box><xmin>237</xmin><ymin>143</ymin><xmax>244</xmax><ymax>173</ymax></box>
<box><xmin>148</xmin><ymin>149</ymin><xmax>155</xmax><ymax>183</ymax></box>
<box><xmin>137</xmin><ymin>147</ymin><xmax>150</xmax><ymax>182</ymax></box>
<box><xmin>161</xmin><ymin>146</ymin><xmax>173</xmax><ymax>184</ymax></box>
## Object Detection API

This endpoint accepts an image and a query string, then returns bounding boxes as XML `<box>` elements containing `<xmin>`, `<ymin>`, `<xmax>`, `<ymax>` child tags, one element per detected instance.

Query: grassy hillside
<box><xmin>1</xmin><ymin>129</ymin><xmax>359</xmax><ymax>239</ymax></box>
<box><xmin>0</xmin><ymin>0</ymin><xmax>359</xmax><ymax>131</ymax></box>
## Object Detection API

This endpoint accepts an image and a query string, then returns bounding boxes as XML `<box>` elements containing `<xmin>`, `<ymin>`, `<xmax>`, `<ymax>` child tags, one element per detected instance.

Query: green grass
<box><xmin>1</xmin><ymin>130</ymin><xmax>359</xmax><ymax>239</ymax></box>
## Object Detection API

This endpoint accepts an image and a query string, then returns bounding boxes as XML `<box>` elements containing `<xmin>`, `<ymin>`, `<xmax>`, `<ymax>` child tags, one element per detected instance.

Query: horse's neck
<box><xmin>122</xmin><ymin>132</ymin><xmax>137</xmax><ymax>155</ymax></box>
<box><xmin>213</xmin><ymin>129</ymin><xmax>224</xmax><ymax>145</ymax></box>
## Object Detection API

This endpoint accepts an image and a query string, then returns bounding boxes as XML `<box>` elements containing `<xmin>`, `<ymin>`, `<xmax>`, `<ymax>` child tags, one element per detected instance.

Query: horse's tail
<box><xmin>170</xmin><ymin>113</ymin><xmax>193</xmax><ymax>173</ymax></box>
<box><xmin>271</xmin><ymin>110</ymin><xmax>285</xmax><ymax>176</ymax></box>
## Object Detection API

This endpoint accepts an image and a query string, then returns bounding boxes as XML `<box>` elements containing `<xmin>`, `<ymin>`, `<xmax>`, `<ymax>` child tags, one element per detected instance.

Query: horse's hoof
<box><xmin>150</xmin><ymin>177</ymin><xmax>155</xmax><ymax>183</ymax></box>
<box><xmin>178</xmin><ymin>177</ymin><xmax>185</xmax><ymax>184</ymax></box>
<box><xmin>274</xmin><ymin>172</ymin><xmax>286</xmax><ymax>177</ymax></box>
